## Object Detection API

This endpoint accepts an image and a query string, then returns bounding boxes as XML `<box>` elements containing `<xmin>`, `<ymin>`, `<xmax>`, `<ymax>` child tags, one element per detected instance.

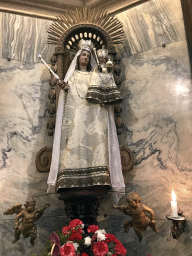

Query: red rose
<box><xmin>87</xmin><ymin>224</ymin><xmax>100</xmax><ymax>233</ymax></box>
<box><xmin>69</xmin><ymin>219</ymin><xmax>83</xmax><ymax>229</ymax></box>
<box><xmin>60</xmin><ymin>243</ymin><xmax>76</xmax><ymax>256</ymax></box>
<box><xmin>93</xmin><ymin>241</ymin><xmax>109</xmax><ymax>256</ymax></box>
<box><xmin>72</xmin><ymin>229</ymin><xmax>77</xmax><ymax>234</ymax></box>
<box><xmin>77</xmin><ymin>227</ymin><xmax>83</xmax><ymax>233</ymax></box>
<box><xmin>105</xmin><ymin>234</ymin><xmax>117</xmax><ymax>243</ymax></box>
<box><xmin>62</xmin><ymin>226</ymin><xmax>70</xmax><ymax>235</ymax></box>
<box><xmin>111</xmin><ymin>255</ymin><xmax>117</xmax><ymax>256</ymax></box>
<box><xmin>114</xmin><ymin>241</ymin><xmax>127</xmax><ymax>256</ymax></box>
<box><xmin>68</xmin><ymin>231</ymin><xmax>82</xmax><ymax>241</ymax></box>
<box><xmin>81</xmin><ymin>253</ymin><xmax>89</xmax><ymax>256</ymax></box>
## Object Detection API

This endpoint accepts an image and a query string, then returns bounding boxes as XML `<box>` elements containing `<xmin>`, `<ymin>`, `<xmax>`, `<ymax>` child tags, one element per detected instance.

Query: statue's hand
<box><xmin>113</xmin><ymin>204</ymin><xmax>119</xmax><ymax>209</ymax></box>
<box><xmin>57</xmin><ymin>80</ymin><xmax>68</xmax><ymax>92</ymax></box>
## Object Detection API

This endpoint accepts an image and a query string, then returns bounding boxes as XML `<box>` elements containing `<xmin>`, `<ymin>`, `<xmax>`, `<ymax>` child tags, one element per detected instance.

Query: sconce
<box><xmin>166</xmin><ymin>209</ymin><xmax>186</xmax><ymax>239</ymax></box>
<box><xmin>166</xmin><ymin>190</ymin><xmax>186</xmax><ymax>239</ymax></box>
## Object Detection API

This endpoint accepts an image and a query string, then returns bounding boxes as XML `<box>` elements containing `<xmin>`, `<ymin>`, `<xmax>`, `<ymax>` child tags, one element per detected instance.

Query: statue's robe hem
<box><xmin>56</xmin><ymin>166</ymin><xmax>111</xmax><ymax>190</ymax></box>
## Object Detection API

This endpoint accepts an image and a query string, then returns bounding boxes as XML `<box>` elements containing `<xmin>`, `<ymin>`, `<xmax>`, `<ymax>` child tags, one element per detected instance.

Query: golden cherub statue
<box><xmin>113</xmin><ymin>191</ymin><xmax>159</xmax><ymax>241</ymax></box>
<box><xmin>3</xmin><ymin>198</ymin><xmax>50</xmax><ymax>246</ymax></box>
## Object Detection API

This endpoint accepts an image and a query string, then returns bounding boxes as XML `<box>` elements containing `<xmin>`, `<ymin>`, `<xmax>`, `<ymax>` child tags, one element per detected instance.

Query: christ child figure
<box><xmin>86</xmin><ymin>45</ymin><xmax>122</xmax><ymax>105</ymax></box>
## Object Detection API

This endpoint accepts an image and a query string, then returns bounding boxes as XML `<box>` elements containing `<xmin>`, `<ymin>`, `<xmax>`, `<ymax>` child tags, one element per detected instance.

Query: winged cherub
<box><xmin>3</xmin><ymin>198</ymin><xmax>50</xmax><ymax>246</ymax></box>
<box><xmin>113</xmin><ymin>191</ymin><xmax>159</xmax><ymax>241</ymax></box>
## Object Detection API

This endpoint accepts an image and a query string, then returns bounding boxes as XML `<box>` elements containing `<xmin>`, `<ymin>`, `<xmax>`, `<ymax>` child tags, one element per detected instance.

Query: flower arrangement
<box><xmin>43</xmin><ymin>219</ymin><xmax>127</xmax><ymax>256</ymax></box>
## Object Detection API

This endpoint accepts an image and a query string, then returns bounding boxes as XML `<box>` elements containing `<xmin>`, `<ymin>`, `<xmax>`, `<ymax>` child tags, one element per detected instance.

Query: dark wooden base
<box><xmin>58</xmin><ymin>186</ymin><xmax>110</xmax><ymax>227</ymax></box>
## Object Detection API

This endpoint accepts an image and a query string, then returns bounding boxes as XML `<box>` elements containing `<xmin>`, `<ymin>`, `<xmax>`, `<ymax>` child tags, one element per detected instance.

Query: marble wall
<box><xmin>0</xmin><ymin>13</ymin><xmax>68</xmax><ymax>256</ymax></box>
<box><xmin>112</xmin><ymin>39</ymin><xmax>192</xmax><ymax>256</ymax></box>
<box><xmin>1</xmin><ymin>13</ymin><xmax>55</xmax><ymax>63</ymax></box>
<box><xmin>111</xmin><ymin>0</ymin><xmax>192</xmax><ymax>255</ymax></box>
<box><xmin>1</xmin><ymin>0</ymin><xmax>192</xmax><ymax>255</ymax></box>
<box><xmin>116</xmin><ymin>0</ymin><xmax>186</xmax><ymax>57</ymax></box>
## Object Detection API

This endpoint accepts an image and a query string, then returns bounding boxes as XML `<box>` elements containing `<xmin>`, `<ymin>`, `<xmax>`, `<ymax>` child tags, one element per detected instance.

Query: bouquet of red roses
<box><xmin>46</xmin><ymin>219</ymin><xmax>127</xmax><ymax>256</ymax></box>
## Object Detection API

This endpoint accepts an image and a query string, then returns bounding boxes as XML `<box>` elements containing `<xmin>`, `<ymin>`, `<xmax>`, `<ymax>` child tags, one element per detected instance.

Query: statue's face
<box><xmin>99</xmin><ymin>56</ymin><xmax>107</xmax><ymax>64</ymax></box>
<box><xmin>79</xmin><ymin>50</ymin><xmax>90</xmax><ymax>66</ymax></box>
<box><xmin>27</xmin><ymin>202</ymin><xmax>35</xmax><ymax>212</ymax></box>
<box><xmin>127</xmin><ymin>199</ymin><xmax>137</xmax><ymax>208</ymax></box>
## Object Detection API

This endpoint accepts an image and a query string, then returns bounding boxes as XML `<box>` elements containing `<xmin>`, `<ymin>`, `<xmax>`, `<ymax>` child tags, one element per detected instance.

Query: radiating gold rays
<box><xmin>47</xmin><ymin>7</ymin><xmax>124</xmax><ymax>46</ymax></box>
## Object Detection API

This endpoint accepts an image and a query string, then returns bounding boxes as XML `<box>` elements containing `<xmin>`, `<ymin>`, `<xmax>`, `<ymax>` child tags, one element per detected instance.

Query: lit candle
<box><xmin>171</xmin><ymin>190</ymin><xmax>178</xmax><ymax>217</ymax></box>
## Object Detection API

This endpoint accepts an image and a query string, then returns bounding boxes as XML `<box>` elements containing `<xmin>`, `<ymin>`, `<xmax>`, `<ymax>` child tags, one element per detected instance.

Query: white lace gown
<box><xmin>56</xmin><ymin>70</ymin><xmax>111</xmax><ymax>190</ymax></box>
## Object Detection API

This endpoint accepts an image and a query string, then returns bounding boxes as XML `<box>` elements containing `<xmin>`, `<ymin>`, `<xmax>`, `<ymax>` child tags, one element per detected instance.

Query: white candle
<box><xmin>171</xmin><ymin>190</ymin><xmax>178</xmax><ymax>217</ymax></box>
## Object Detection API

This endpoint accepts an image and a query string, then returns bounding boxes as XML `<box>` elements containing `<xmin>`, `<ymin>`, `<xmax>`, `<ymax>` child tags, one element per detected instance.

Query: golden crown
<box><xmin>97</xmin><ymin>45</ymin><xmax>108</xmax><ymax>58</ymax></box>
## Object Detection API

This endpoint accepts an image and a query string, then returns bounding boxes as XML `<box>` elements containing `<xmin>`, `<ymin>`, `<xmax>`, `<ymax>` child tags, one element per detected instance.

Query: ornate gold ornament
<box><xmin>47</xmin><ymin>7</ymin><xmax>124</xmax><ymax>51</ymax></box>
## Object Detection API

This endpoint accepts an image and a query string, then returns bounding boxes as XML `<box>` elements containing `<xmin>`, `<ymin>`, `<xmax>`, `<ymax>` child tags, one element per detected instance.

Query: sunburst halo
<box><xmin>47</xmin><ymin>7</ymin><xmax>124</xmax><ymax>47</ymax></box>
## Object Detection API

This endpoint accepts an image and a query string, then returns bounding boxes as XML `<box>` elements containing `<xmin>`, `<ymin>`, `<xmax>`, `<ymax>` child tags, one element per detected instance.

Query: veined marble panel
<box><xmin>2</xmin><ymin>13</ymin><xmax>55</xmax><ymax>63</ymax></box>
<box><xmin>0</xmin><ymin>12</ymin><xmax>2</xmax><ymax>59</ymax></box>
<box><xmin>0</xmin><ymin>58</ymin><xmax>52</xmax><ymax>199</ymax></box>
<box><xmin>113</xmin><ymin>40</ymin><xmax>192</xmax><ymax>255</ymax></box>
<box><xmin>117</xmin><ymin>0</ymin><xmax>186</xmax><ymax>57</ymax></box>
<box><xmin>0</xmin><ymin>58</ymin><xmax>66</xmax><ymax>255</ymax></box>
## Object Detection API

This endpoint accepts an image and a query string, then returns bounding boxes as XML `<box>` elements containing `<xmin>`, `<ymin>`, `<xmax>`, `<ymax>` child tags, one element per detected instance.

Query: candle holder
<box><xmin>166</xmin><ymin>209</ymin><xmax>186</xmax><ymax>239</ymax></box>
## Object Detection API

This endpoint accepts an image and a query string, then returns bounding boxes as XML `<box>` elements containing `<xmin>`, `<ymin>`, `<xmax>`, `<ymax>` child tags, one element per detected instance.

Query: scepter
<box><xmin>93</xmin><ymin>48</ymin><xmax>102</xmax><ymax>72</ymax></box>
<box><xmin>93</xmin><ymin>48</ymin><xmax>100</xmax><ymax>66</ymax></box>
<box><xmin>37</xmin><ymin>54</ymin><xmax>61</xmax><ymax>81</ymax></box>
<box><xmin>38</xmin><ymin>54</ymin><xmax>66</xmax><ymax>193</ymax></box>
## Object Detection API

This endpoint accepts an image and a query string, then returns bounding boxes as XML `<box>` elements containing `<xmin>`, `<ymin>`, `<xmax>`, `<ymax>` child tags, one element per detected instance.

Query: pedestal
<box><xmin>58</xmin><ymin>186</ymin><xmax>110</xmax><ymax>227</ymax></box>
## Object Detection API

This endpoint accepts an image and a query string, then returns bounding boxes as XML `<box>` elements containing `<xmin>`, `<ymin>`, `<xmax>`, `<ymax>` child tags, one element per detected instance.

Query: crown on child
<box><xmin>78</xmin><ymin>39</ymin><xmax>93</xmax><ymax>52</ymax></box>
<box><xmin>97</xmin><ymin>45</ymin><xmax>108</xmax><ymax>58</ymax></box>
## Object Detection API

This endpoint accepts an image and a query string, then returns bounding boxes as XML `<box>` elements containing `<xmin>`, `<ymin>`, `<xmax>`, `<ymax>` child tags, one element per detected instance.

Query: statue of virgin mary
<box><xmin>47</xmin><ymin>39</ymin><xmax>125</xmax><ymax>202</ymax></box>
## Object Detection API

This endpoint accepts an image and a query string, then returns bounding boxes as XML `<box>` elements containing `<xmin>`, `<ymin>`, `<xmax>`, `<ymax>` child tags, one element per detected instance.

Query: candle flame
<box><xmin>172</xmin><ymin>190</ymin><xmax>176</xmax><ymax>201</ymax></box>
